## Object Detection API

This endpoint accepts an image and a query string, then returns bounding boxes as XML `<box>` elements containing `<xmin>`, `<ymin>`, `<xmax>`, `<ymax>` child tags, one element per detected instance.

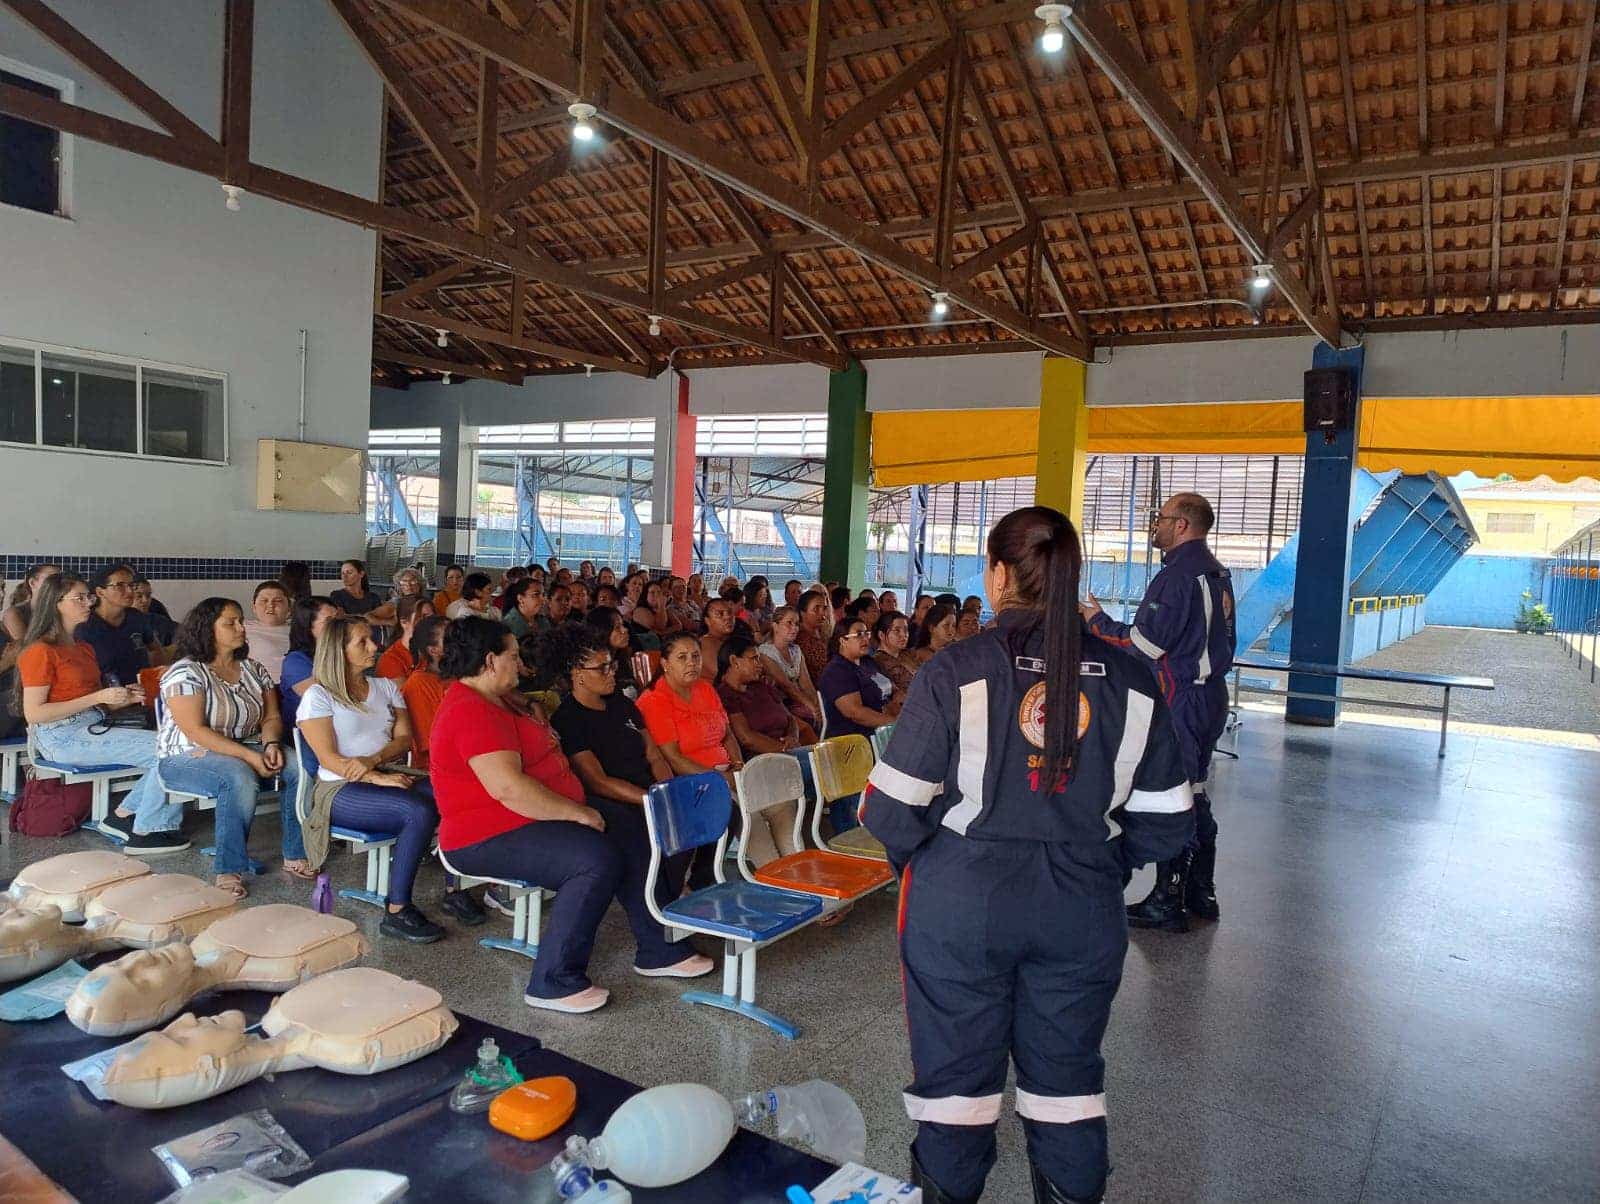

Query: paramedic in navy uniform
<box><xmin>1080</xmin><ymin>491</ymin><xmax>1235</xmax><ymax>932</ymax></box>
<box><xmin>863</xmin><ymin>505</ymin><xmax>1194</xmax><ymax>1204</ymax></box>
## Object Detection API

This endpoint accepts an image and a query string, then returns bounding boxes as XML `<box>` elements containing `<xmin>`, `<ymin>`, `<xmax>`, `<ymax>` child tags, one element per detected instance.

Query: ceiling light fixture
<box><xmin>930</xmin><ymin>291</ymin><xmax>951</xmax><ymax>318</ymax></box>
<box><xmin>221</xmin><ymin>183</ymin><xmax>243</xmax><ymax>211</ymax></box>
<box><xmin>648</xmin><ymin>314</ymin><xmax>662</xmax><ymax>337</ymax></box>
<box><xmin>1251</xmin><ymin>263</ymin><xmax>1273</xmax><ymax>290</ymax></box>
<box><xmin>568</xmin><ymin>101</ymin><xmax>598</xmax><ymax>143</ymax></box>
<box><xmin>436</xmin><ymin>329</ymin><xmax>448</xmax><ymax>348</ymax></box>
<box><xmin>1035</xmin><ymin>4</ymin><xmax>1071</xmax><ymax>54</ymax></box>
<box><xmin>584</xmin><ymin>363</ymin><xmax>595</xmax><ymax>378</ymax></box>
<box><xmin>442</xmin><ymin>372</ymin><xmax>451</xmax><ymax>384</ymax></box>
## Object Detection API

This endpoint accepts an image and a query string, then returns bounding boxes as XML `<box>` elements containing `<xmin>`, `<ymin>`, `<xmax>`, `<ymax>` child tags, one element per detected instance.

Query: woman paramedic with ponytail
<box><xmin>863</xmin><ymin>506</ymin><xmax>1194</xmax><ymax>1204</ymax></box>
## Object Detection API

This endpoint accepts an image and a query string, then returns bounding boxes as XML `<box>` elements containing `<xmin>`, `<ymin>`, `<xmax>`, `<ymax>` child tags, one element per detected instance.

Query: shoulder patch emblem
<box><xmin>1019</xmin><ymin>682</ymin><xmax>1092</xmax><ymax>748</ymax></box>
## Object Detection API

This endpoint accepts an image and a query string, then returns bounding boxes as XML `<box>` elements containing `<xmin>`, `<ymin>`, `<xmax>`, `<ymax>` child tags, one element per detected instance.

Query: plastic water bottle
<box><xmin>738</xmin><ymin>1081</ymin><xmax>867</xmax><ymax>1165</ymax></box>
<box><xmin>448</xmin><ymin>1038</ymin><xmax>522</xmax><ymax>1113</ymax></box>
<box><xmin>549</xmin><ymin>1083</ymin><xmax>734</xmax><ymax>1194</ymax></box>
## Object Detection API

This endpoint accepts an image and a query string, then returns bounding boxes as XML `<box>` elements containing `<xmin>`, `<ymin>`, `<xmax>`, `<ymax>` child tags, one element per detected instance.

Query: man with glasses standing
<box><xmin>1079</xmin><ymin>492</ymin><xmax>1235</xmax><ymax>932</ymax></box>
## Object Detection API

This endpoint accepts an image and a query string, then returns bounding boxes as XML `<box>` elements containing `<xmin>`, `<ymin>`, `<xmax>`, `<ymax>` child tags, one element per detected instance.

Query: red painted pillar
<box><xmin>670</xmin><ymin>371</ymin><xmax>697</xmax><ymax>576</ymax></box>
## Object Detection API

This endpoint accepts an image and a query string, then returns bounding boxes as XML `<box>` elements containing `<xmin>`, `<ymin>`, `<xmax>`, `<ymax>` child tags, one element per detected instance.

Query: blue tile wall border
<box><xmin>1</xmin><ymin>555</ymin><xmax>347</xmax><ymax>581</ymax></box>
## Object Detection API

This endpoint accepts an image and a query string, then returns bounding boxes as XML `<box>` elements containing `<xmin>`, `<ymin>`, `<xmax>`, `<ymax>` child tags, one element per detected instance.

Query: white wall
<box><xmin>0</xmin><ymin>0</ymin><xmax>381</xmax><ymax>570</ymax></box>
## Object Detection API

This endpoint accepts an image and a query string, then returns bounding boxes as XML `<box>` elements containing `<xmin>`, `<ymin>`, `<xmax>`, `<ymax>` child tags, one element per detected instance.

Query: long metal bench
<box><xmin>1230</xmin><ymin>655</ymin><xmax>1494</xmax><ymax>757</ymax></box>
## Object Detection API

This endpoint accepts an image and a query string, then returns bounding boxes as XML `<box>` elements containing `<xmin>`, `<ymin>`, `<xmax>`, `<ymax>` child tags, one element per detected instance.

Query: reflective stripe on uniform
<box><xmin>1195</xmin><ymin>574</ymin><xmax>1214</xmax><ymax>683</ymax></box>
<box><xmin>1104</xmin><ymin>690</ymin><xmax>1153</xmax><ymax>840</ymax></box>
<box><xmin>1130</xmin><ymin>626</ymin><xmax>1165</xmax><ymax>660</ymax></box>
<box><xmin>868</xmin><ymin>761</ymin><xmax>941</xmax><ymax>808</ymax></box>
<box><xmin>1015</xmin><ymin>1089</ymin><xmax>1108</xmax><ymax>1124</ymax></box>
<box><xmin>1124</xmin><ymin>783</ymin><xmax>1193</xmax><ymax>813</ymax></box>
<box><xmin>941</xmin><ymin>679</ymin><xmax>989</xmax><ymax>835</ymax></box>
<box><xmin>904</xmin><ymin>1091</ymin><xmax>1004</xmax><ymax>1125</ymax></box>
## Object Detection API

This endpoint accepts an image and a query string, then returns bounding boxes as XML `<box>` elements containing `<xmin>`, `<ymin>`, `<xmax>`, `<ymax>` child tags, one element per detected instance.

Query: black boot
<box><xmin>1030</xmin><ymin>1158</ymin><xmax>1104</xmax><ymax>1204</ymax></box>
<box><xmin>1126</xmin><ymin>854</ymin><xmax>1190</xmax><ymax>932</ymax></box>
<box><xmin>1185</xmin><ymin>842</ymin><xmax>1220</xmax><ymax>921</ymax></box>
<box><xmin>909</xmin><ymin>1148</ymin><xmax>981</xmax><ymax>1204</ymax></box>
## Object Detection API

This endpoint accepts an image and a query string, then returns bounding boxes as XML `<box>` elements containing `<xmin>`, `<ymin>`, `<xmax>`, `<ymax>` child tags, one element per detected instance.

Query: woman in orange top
<box><xmin>16</xmin><ymin>574</ymin><xmax>182</xmax><ymax>852</ymax></box>
<box><xmin>636</xmin><ymin>632</ymin><xmax>744</xmax><ymax>777</ymax></box>
<box><xmin>376</xmin><ymin>596</ymin><xmax>432</xmax><ymax>680</ymax></box>
<box><xmin>431</xmin><ymin>564</ymin><xmax>465</xmax><ymax>616</ymax></box>
<box><xmin>401</xmin><ymin>615</ymin><xmax>449</xmax><ymax>770</ymax></box>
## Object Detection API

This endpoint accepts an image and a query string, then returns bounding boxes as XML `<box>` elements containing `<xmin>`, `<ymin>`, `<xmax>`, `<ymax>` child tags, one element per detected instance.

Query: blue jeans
<box><xmin>32</xmin><ymin>710</ymin><xmax>166</xmax><ymax>830</ymax></box>
<box><xmin>157</xmin><ymin>748</ymin><xmax>304</xmax><ymax>874</ymax></box>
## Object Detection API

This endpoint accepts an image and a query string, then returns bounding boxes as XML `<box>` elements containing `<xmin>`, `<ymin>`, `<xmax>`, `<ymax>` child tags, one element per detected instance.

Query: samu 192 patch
<box><xmin>1018</xmin><ymin>682</ymin><xmax>1092</xmax><ymax>748</ymax></box>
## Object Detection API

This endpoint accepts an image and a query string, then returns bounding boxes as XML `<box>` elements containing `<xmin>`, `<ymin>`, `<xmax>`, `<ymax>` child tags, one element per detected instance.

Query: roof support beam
<box><xmin>1571</xmin><ymin>4</ymin><xmax>1597</xmax><ymax>136</ymax></box>
<box><xmin>0</xmin><ymin>0</ymin><xmax>216</xmax><ymax>152</ymax></box>
<box><xmin>486</xmin><ymin>144</ymin><xmax>572</xmax><ymax>218</ymax></box>
<box><xmin>816</xmin><ymin>38</ymin><xmax>955</xmax><ymax>164</ymax></box>
<box><xmin>577</xmin><ymin>296</ymin><xmax>653</xmax><ymax>367</ymax></box>
<box><xmin>1193</xmin><ymin>0</ymin><xmax>1274</xmax><ymax>111</ymax></box>
<box><xmin>374</xmin><ymin>0</ymin><xmax>1088</xmax><ymax>360</ymax></box>
<box><xmin>733</xmin><ymin>0</ymin><xmax>811</xmax><ymax>167</ymax></box>
<box><xmin>954</xmin><ymin>222</ymin><xmax>1037</xmax><ymax>284</ymax></box>
<box><xmin>648</xmin><ymin>147</ymin><xmax>668</xmax><ymax>311</ymax></box>
<box><xmin>381</xmin><ymin>300</ymin><xmax>652</xmax><ymax>377</ymax></box>
<box><xmin>476</xmin><ymin>55</ymin><xmax>499</xmax><ymax>230</ymax></box>
<box><xmin>328</xmin><ymin>0</ymin><xmax>479</xmax><ymax>213</ymax></box>
<box><xmin>666</xmin><ymin>255</ymin><xmax>772</xmax><ymax>303</ymax></box>
<box><xmin>387</xmin><ymin>261</ymin><xmax>473</xmax><ymax>307</ymax></box>
<box><xmin>375</xmin><ymin>346</ymin><xmax>522</xmax><ymax>383</ymax></box>
<box><xmin>1066</xmin><ymin>3</ymin><xmax>1341</xmax><ymax>346</ymax></box>
<box><xmin>933</xmin><ymin>39</ymin><xmax>967</xmax><ymax>275</ymax></box>
<box><xmin>221</xmin><ymin>0</ymin><xmax>253</xmax><ymax>184</ymax></box>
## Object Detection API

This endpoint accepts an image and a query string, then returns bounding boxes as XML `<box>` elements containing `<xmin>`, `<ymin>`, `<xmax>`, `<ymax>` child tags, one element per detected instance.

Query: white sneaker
<box><xmin>524</xmin><ymin>986</ymin><xmax>610</xmax><ymax>1014</ymax></box>
<box><xmin>483</xmin><ymin>885</ymin><xmax>517</xmax><ymax>917</ymax></box>
<box><xmin>635</xmin><ymin>953</ymin><xmax>715</xmax><ymax>979</ymax></box>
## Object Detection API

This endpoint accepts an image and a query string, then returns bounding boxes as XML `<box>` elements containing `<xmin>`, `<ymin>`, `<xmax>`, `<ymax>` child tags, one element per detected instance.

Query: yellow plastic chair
<box><xmin>807</xmin><ymin>735</ymin><xmax>889</xmax><ymax>862</ymax></box>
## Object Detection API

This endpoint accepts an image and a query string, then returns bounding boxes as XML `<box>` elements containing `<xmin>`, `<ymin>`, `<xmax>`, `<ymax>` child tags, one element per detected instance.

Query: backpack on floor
<box><xmin>8</xmin><ymin>774</ymin><xmax>93</xmax><ymax>837</ymax></box>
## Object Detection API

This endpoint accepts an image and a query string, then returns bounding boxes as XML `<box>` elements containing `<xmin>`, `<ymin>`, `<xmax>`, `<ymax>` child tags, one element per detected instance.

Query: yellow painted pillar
<box><xmin>1034</xmin><ymin>356</ymin><xmax>1089</xmax><ymax>526</ymax></box>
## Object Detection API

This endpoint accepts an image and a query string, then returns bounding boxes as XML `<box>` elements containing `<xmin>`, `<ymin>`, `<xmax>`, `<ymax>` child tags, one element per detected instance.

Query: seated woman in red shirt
<box><xmin>428</xmin><ymin>617</ymin><xmax>711</xmax><ymax>1016</ymax></box>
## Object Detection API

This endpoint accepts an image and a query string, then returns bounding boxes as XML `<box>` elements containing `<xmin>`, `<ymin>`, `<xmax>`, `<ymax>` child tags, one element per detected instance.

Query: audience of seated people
<box><xmin>5</xmin><ymin>557</ymin><xmax>940</xmax><ymax>1008</ymax></box>
<box><xmin>427</xmin><ymin>616</ymin><xmax>711</xmax><ymax>1015</ymax></box>
<box><xmin>156</xmin><ymin>597</ymin><xmax>305</xmax><ymax>898</ymax></box>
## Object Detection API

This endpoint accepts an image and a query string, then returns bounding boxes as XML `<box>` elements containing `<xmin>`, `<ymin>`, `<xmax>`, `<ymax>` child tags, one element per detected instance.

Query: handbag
<box><xmin>8</xmin><ymin>773</ymin><xmax>93</xmax><ymax>836</ymax></box>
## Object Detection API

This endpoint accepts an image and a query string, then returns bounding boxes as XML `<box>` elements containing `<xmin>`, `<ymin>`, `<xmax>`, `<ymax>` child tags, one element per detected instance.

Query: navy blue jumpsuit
<box><xmin>863</xmin><ymin>610</ymin><xmax>1194</xmax><ymax>1200</ymax></box>
<box><xmin>1088</xmin><ymin>539</ymin><xmax>1235</xmax><ymax>851</ymax></box>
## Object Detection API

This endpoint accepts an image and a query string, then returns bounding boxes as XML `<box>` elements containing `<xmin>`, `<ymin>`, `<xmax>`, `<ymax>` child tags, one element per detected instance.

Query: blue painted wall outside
<box><xmin>1427</xmin><ymin>555</ymin><xmax>1546</xmax><ymax>628</ymax></box>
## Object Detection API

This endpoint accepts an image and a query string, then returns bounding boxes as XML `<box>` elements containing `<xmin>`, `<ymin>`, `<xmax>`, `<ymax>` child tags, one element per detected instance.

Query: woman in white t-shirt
<box><xmin>157</xmin><ymin>597</ymin><xmax>305</xmax><ymax>899</ymax></box>
<box><xmin>298</xmin><ymin>615</ymin><xmax>450</xmax><ymax>943</ymax></box>
<box><xmin>757</xmin><ymin>605</ymin><xmax>821</xmax><ymax>734</ymax></box>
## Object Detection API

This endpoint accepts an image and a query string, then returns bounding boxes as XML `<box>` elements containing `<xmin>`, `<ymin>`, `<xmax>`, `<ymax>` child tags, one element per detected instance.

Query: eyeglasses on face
<box><xmin>579</xmin><ymin>660</ymin><xmax>617</xmax><ymax>675</ymax></box>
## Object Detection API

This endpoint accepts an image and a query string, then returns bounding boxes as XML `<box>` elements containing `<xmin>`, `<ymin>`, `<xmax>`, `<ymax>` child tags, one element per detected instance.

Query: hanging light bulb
<box><xmin>584</xmin><ymin>363</ymin><xmax>595</xmax><ymax>378</ymax></box>
<box><xmin>930</xmin><ymin>290</ymin><xmax>951</xmax><ymax>318</ymax></box>
<box><xmin>568</xmin><ymin>101</ymin><xmax>598</xmax><ymax>144</ymax></box>
<box><xmin>221</xmin><ymin>183</ymin><xmax>243</xmax><ymax>211</ymax></box>
<box><xmin>1035</xmin><ymin>5</ymin><xmax>1071</xmax><ymax>54</ymax></box>
<box><xmin>1251</xmin><ymin>263</ymin><xmax>1273</xmax><ymax>290</ymax></box>
<box><xmin>442</xmin><ymin>372</ymin><xmax>452</xmax><ymax>384</ymax></box>
<box><xmin>436</xmin><ymin>329</ymin><xmax>449</xmax><ymax>348</ymax></box>
<box><xmin>648</xmin><ymin>314</ymin><xmax>662</xmax><ymax>337</ymax></box>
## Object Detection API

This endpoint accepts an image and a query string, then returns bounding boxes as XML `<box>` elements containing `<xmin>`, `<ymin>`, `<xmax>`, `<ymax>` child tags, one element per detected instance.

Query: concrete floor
<box><xmin>4</xmin><ymin>712</ymin><xmax>1599</xmax><ymax>1201</ymax></box>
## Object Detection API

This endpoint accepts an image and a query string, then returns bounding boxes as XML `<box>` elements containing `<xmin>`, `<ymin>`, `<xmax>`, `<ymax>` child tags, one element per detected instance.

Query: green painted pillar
<box><xmin>820</xmin><ymin>360</ymin><xmax>869</xmax><ymax>587</ymax></box>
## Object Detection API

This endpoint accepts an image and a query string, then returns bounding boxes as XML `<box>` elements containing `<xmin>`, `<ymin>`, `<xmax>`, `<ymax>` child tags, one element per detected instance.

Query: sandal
<box><xmin>214</xmin><ymin>874</ymin><xmax>249</xmax><ymax>900</ymax></box>
<box><xmin>281</xmin><ymin>859</ymin><xmax>316</xmax><ymax>880</ymax></box>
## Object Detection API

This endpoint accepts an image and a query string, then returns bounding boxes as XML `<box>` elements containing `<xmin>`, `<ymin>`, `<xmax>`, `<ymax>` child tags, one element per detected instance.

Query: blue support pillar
<box><xmin>771</xmin><ymin>512</ymin><xmax>814</xmax><ymax>581</ymax></box>
<box><xmin>373</xmin><ymin>462</ymin><xmax>423</xmax><ymax>545</ymax></box>
<box><xmin>906</xmin><ymin>484</ymin><xmax>929</xmax><ymax>604</ymax></box>
<box><xmin>514</xmin><ymin>458</ymin><xmax>555</xmax><ymax>564</ymax></box>
<box><xmin>1288</xmin><ymin>345</ymin><xmax>1364</xmax><ymax>725</ymax></box>
<box><xmin>619</xmin><ymin>487</ymin><xmax>642</xmax><ymax>568</ymax></box>
<box><xmin>695</xmin><ymin>481</ymin><xmax>745</xmax><ymax>577</ymax></box>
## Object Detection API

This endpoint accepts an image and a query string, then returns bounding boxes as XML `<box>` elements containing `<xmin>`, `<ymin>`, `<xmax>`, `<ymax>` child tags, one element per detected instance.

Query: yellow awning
<box><xmin>870</xmin><ymin>396</ymin><xmax>1600</xmax><ymax>486</ymax></box>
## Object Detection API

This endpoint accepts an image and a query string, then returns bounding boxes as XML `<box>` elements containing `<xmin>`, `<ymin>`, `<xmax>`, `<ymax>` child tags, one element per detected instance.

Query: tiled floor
<box><xmin>4</xmin><ymin>712</ymin><xmax>1598</xmax><ymax>1202</ymax></box>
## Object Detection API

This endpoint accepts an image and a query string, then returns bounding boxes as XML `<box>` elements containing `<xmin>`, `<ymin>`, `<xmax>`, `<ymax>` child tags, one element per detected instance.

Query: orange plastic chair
<box><xmin>734</xmin><ymin>753</ymin><xmax>893</xmax><ymax>901</ymax></box>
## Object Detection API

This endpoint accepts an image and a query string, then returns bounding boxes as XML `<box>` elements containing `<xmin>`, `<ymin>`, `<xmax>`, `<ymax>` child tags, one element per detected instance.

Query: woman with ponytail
<box><xmin>861</xmin><ymin>506</ymin><xmax>1195</xmax><ymax>1204</ymax></box>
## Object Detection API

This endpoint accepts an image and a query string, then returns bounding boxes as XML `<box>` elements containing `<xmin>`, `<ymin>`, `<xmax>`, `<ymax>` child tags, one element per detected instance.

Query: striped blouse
<box><xmin>157</xmin><ymin>657</ymin><xmax>276</xmax><ymax>758</ymax></box>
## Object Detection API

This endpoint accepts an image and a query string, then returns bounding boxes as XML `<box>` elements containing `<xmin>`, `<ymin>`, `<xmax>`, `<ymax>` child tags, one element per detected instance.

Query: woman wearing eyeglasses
<box><xmin>818</xmin><ymin>618</ymin><xmax>895</xmax><ymax>740</ymax></box>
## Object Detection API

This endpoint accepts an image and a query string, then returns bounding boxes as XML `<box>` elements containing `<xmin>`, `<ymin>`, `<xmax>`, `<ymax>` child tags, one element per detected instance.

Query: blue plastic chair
<box><xmin>292</xmin><ymin>728</ymin><xmax>397</xmax><ymax>911</ymax></box>
<box><xmin>643</xmin><ymin>771</ymin><xmax>822</xmax><ymax>1040</ymax></box>
<box><xmin>0</xmin><ymin>733</ymin><xmax>28</xmax><ymax>803</ymax></box>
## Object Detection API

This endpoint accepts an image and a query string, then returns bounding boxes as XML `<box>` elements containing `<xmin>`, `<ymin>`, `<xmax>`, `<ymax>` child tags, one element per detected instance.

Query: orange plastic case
<box><xmin>489</xmin><ymin>1076</ymin><xmax>579</xmax><ymax>1141</ymax></box>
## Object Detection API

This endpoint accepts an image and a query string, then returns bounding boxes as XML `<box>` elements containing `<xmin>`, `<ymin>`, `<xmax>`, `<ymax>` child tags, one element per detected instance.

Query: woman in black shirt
<box><xmin>330</xmin><ymin>558</ymin><xmax>395</xmax><ymax>624</ymax></box>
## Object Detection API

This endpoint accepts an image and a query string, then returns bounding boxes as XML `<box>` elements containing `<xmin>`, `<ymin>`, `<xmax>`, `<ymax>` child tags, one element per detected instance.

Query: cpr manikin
<box><xmin>0</xmin><ymin>874</ymin><xmax>239</xmax><ymax>983</ymax></box>
<box><xmin>2</xmin><ymin>850</ymin><xmax>151</xmax><ymax>922</ymax></box>
<box><xmin>99</xmin><ymin>967</ymin><xmax>459</xmax><ymax>1109</ymax></box>
<box><xmin>66</xmin><ymin>904</ymin><xmax>369</xmax><ymax>1036</ymax></box>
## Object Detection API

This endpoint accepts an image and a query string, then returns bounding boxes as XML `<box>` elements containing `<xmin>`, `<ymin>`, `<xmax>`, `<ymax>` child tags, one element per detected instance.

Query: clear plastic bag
<box><xmin>153</xmin><ymin>1109</ymin><xmax>312</xmax><ymax>1186</ymax></box>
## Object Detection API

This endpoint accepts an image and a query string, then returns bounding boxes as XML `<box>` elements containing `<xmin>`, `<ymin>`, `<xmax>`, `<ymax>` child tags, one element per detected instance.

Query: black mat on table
<box><xmin>0</xmin><ymin>987</ymin><xmax>540</xmax><ymax>1203</ymax></box>
<box><xmin>299</xmin><ymin>1043</ymin><xmax>836</xmax><ymax>1202</ymax></box>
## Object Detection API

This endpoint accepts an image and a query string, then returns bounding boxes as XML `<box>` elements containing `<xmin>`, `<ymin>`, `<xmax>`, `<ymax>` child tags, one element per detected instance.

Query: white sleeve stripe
<box><xmin>1130</xmin><ymin>627</ymin><xmax>1165</xmax><ymax>660</ymax></box>
<box><xmin>867</xmin><ymin>762</ymin><xmax>940</xmax><ymax>808</ymax></box>
<box><xmin>1125</xmin><ymin>783</ymin><xmax>1194</xmax><ymax>814</ymax></box>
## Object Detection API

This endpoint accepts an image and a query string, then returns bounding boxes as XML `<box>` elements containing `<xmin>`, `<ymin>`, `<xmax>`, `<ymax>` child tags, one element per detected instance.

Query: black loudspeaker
<box><xmin>1303</xmin><ymin>368</ymin><xmax>1356</xmax><ymax>435</ymax></box>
